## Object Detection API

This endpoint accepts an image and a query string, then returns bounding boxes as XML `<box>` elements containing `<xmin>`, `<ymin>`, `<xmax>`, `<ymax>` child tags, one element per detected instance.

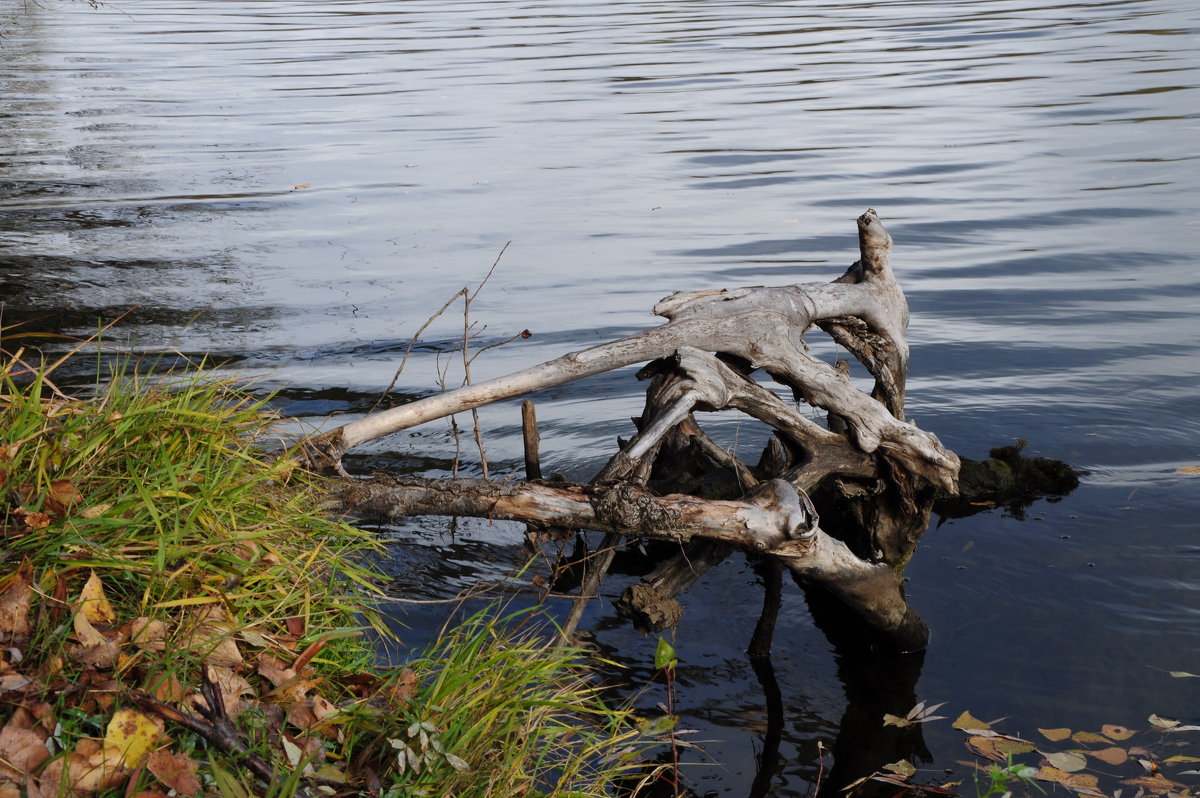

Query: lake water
<box><xmin>3</xmin><ymin>0</ymin><xmax>1199</xmax><ymax>794</ymax></box>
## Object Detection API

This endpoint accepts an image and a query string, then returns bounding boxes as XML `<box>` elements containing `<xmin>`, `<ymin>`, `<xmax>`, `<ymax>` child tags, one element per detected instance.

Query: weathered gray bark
<box><xmin>304</xmin><ymin>210</ymin><xmax>958</xmax><ymax>495</ymax></box>
<box><xmin>315</xmin><ymin>210</ymin><xmax>966</xmax><ymax>648</ymax></box>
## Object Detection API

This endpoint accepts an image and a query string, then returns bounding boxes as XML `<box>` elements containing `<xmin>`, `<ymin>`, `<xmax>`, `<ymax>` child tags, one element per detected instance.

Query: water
<box><xmin>3</xmin><ymin>0</ymin><xmax>1199</xmax><ymax>793</ymax></box>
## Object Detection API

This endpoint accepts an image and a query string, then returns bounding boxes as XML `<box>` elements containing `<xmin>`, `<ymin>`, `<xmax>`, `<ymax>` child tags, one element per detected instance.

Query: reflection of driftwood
<box><xmin>317</xmin><ymin>210</ymin><xmax>976</xmax><ymax>648</ymax></box>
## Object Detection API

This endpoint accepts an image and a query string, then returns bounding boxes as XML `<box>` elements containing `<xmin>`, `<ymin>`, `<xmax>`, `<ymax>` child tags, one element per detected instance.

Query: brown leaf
<box><xmin>146</xmin><ymin>749</ymin><xmax>201</xmax><ymax>796</ymax></box>
<box><xmin>285</xmin><ymin>615</ymin><xmax>304</xmax><ymax>636</ymax></box>
<box><xmin>45</xmin><ymin>480</ymin><xmax>83</xmax><ymax>517</ymax></box>
<box><xmin>183</xmin><ymin>605</ymin><xmax>242</xmax><ymax>667</ymax></box>
<box><xmin>0</xmin><ymin>726</ymin><xmax>50</xmax><ymax>779</ymax></box>
<box><xmin>69</xmin><ymin>608</ymin><xmax>120</xmax><ymax>669</ymax></box>
<box><xmin>287</xmin><ymin>695</ymin><xmax>338</xmax><ymax>734</ymax></box>
<box><xmin>13</xmin><ymin>508</ymin><xmax>50</xmax><ymax>531</ymax></box>
<box><xmin>965</xmin><ymin>735</ymin><xmax>1035</xmax><ymax>762</ymax></box>
<box><xmin>0</xmin><ymin>565</ymin><xmax>34</xmax><ymax>636</ymax></box>
<box><xmin>1039</xmin><ymin>727</ymin><xmax>1072</xmax><ymax>742</ymax></box>
<box><xmin>387</xmin><ymin>668</ymin><xmax>419</xmax><ymax>707</ymax></box>
<box><xmin>80</xmin><ymin>571</ymin><xmax>118</xmax><ymax>625</ymax></box>
<box><xmin>1089</xmin><ymin>746</ymin><xmax>1128</xmax><ymax>765</ymax></box>
<box><xmin>1102</xmin><ymin>724</ymin><xmax>1136</xmax><ymax>741</ymax></box>
<box><xmin>1071</xmin><ymin>730</ymin><xmax>1109</xmax><ymax>745</ymax></box>
<box><xmin>126</xmin><ymin>617</ymin><xmax>168</xmax><ymax>652</ymax></box>
<box><xmin>146</xmin><ymin>672</ymin><xmax>186</xmax><ymax>704</ymax></box>
<box><xmin>1120</xmin><ymin>773</ymin><xmax>1183</xmax><ymax>794</ymax></box>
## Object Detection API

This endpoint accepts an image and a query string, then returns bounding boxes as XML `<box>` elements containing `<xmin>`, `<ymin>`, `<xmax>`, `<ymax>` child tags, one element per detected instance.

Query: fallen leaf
<box><xmin>0</xmin><ymin>726</ymin><xmax>50</xmax><ymax>779</ymax></box>
<box><xmin>1102</xmin><ymin>724</ymin><xmax>1136</xmax><ymax>741</ymax></box>
<box><xmin>80</xmin><ymin>571</ymin><xmax>118</xmax><ymax>625</ymax></box>
<box><xmin>103</xmin><ymin>709</ymin><xmax>163</xmax><ymax>770</ymax></box>
<box><xmin>1039</xmin><ymin>727</ymin><xmax>1072</xmax><ymax>742</ymax></box>
<box><xmin>1072</xmin><ymin>730</ymin><xmax>1109</xmax><ymax>745</ymax></box>
<box><xmin>883</xmin><ymin>713</ymin><xmax>912</xmax><ymax>728</ymax></box>
<box><xmin>1175</xmin><ymin>466</ymin><xmax>1200</xmax><ymax>474</ymax></box>
<box><xmin>45</xmin><ymin>480</ymin><xmax>82</xmax><ymax>516</ymax></box>
<box><xmin>1162</xmin><ymin>755</ymin><xmax>1200</xmax><ymax>763</ymax></box>
<box><xmin>184</xmin><ymin>606</ymin><xmax>242</xmax><ymax>667</ymax></box>
<box><xmin>80</xmin><ymin>503</ymin><xmax>113</xmax><ymax>519</ymax></box>
<box><xmin>966</xmin><ymin>735</ymin><xmax>1035</xmax><ymax>762</ymax></box>
<box><xmin>1168</xmin><ymin>670</ymin><xmax>1200</xmax><ymax>678</ymax></box>
<box><xmin>1120</xmin><ymin>773</ymin><xmax>1183</xmax><ymax>794</ymax></box>
<box><xmin>0</xmin><ymin>565</ymin><xmax>34</xmax><ymax>636</ymax></box>
<box><xmin>146</xmin><ymin>749</ymin><xmax>201</xmax><ymax>795</ymax></box>
<box><xmin>1042</xmin><ymin>750</ymin><xmax>1088</xmax><ymax>772</ymax></box>
<box><xmin>387</xmin><ymin>668</ymin><xmax>418</xmax><ymax>707</ymax></box>
<box><xmin>883</xmin><ymin>760</ymin><xmax>916</xmax><ymax>778</ymax></box>
<box><xmin>197</xmin><ymin>665</ymin><xmax>256</xmax><ymax>719</ymax></box>
<box><xmin>1089</xmin><ymin>746</ymin><xmax>1129</xmax><ymax>765</ymax></box>
<box><xmin>1148</xmin><ymin>714</ymin><xmax>1180</xmax><ymax>729</ymax></box>
<box><xmin>69</xmin><ymin>607</ymin><xmax>119</xmax><ymax>668</ymax></box>
<box><xmin>146</xmin><ymin>672</ymin><xmax>186</xmax><ymax>704</ymax></box>
<box><xmin>953</xmin><ymin>711</ymin><xmax>992</xmax><ymax>733</ymax></box>
<box><xmin>126</xmin><ymin>617</ymin><xmax>168</xmax><ymax>651</ymax></box>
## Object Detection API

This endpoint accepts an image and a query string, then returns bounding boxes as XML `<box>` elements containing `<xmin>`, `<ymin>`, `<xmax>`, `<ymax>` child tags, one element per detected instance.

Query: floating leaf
<box><xmin>884</xmin><ymin>713</ymin><xmax>912</xmax><ymax>728</ymax></box>
<box><xmin>953</xmin><ymin>711</ymin><xmax>991</xmax><ymax>733</ymax></box>
<box><xmin>883</xmin><ymin>759</ymin><xmax>916</xmax><ymax>778</ymax></box>
<box><xmin>1039</xmin><ymin>727</ymin><xmax>1072</xmax><ymax>742</ymax></box>
<box><xmin>1090</xmin><ymin>747</ymin><xmax>1129</xmax><ymax>765</ymax></box>
<box><xmin>1148</xmin><ymin>714</ymin><xmax>1179</xmax><ymax>729</ymax></box>
<box><xmin>1102</xmin><ymin>724</ymin><xmax>1136</xmax><ymax>741</ymax></box>
<box><xmin>1072</xmin><ymin>731</ymin><xmax>1109</xmax><ymax>745</ymax></box>
<box><xmin>1168</xmin><ymin>670</ymin><xmax>1200</xmax><ymax>678</ymax></box>
<box><xmin>1163</xmin><ymin>755</ymin><xmax>1200</xmax><ymax>764</ymax></box>
<box><xmin>1120</xmin><ymin>773</ymin><xmax>1183</xmax><ymax>794</ymax></box>
<box><xmin>1042</xmin><ymin>750</ymin><xmax>1088</xmax><ymax>772</ymax></box>
<box><xmin>1175</xmin><ymin>466</ymin><xmax>1200</xmax><ymax>474</ymax></box>
<box><xmin>104</xmin><ymin>708</ymin><xmax>163</xmax><ymax>770</ymax></box>
<box><xmin>966</xmin><ymin>735</ymin><xmax>1035</xmax><ymax>762</ymax></box>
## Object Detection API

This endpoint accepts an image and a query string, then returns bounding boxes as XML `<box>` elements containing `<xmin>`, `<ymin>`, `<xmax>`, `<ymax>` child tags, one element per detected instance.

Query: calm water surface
<box><xmin>3</xmin><ymin>0</ymin><xmax>1199</xmax><ymax>793</ymax></box>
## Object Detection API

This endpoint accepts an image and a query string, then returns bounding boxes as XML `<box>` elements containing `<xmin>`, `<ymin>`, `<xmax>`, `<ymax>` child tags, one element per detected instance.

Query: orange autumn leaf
<box><xmin>1089</xmin><ymin>746</ymin><xmax>1128</xmax><ymax>765</ymax></box>
<box><xmin>965</xmin><ymin>735</ymin><xmax>1034</xmax><ymax>762</ymax></box>
<box><xmin>0</xmin><ymin>565</ymin><xmax>34</xmax><ymax>636</ymax></box>
<box><xmin>1102</xmin><ymin>724</ymin><xmax>1136</xmax><ymax>741</ymax></box>
<box><xmin>1038</xmin><ymin>727</ymin><xmax>1072</xmax><ymax>742</ymax></box>
<box><xmin>146</xmin><ymin>749</ymin><xmax>201</xmax><ymax>796</ymax></box>
<box><xmin>1071</xmin><ymin>730</ymin><xmax>1109</xmax><ymax>745</ymax></box>
<box><xmin>1121</xmin><ymin>773</ymin><xmax>1183</xmax><ymax>795</ymax></box>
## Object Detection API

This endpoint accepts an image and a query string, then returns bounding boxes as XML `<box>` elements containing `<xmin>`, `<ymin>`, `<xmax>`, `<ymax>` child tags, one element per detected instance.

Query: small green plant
<box><xmin>973</xmin><ymin>754</ymin><xmax>1042</xmax><ymax>798</ymax></box>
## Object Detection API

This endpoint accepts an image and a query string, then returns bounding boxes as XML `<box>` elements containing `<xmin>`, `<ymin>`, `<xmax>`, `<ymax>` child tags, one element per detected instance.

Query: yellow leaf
<box><xmin>104</xmin><ymin>708</ymin><xmax>163</xmax><ymax>770</ymax></box>
<box><xmin>966</xmin><ymin>735</ymin><xmax>1035</xmax><ymax>762</ymax></box>
<box><xmin>1039</xmin><ymin>727</ymin><xmax>1072</xmax><ymax>742</ymax></box>
<box><xmin>1072</xmin><ymin>730</ymin><xmax>1109</xmax><ymax>744</ymax></box>
<box><xmin>1162</xmin><ymin>755</ymin><xmax>1200</xmax><ymax>763</ymax></box>
<box><xmin>953</xmin><ymin>711</ymin><xmax>991</xmax><ymax>733</ymax></box>
<box><xmin>81</xmin><ymin>571</ymin><xmax>117</xmax><ymax>625</ymax></box>
<box><xmin>883</xmin><ymin>759</ymin><xmax>916</xmax><ymax>778</ymax></box>
<box><xmin>1148</xmin><ymin>714</ymin><xmax>1180</xmax><ymax>729</ymax></box>
<box><xmin>1175</xmin><ymin>466</ymin><xmax>1200</xmax><ymax>474</ymax></box>
<box><xmin>1102</xmin><ymin>724</ymin><xmax>1136</xmax><ymax>741</ymax></box>
<box><xmin>882</xmin><ymin>713</ymin><xmax>911</xmax><ymax>728</ymax></box>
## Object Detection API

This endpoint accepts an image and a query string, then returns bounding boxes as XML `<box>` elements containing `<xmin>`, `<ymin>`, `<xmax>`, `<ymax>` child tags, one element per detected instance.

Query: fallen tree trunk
<box><xmin>335</xmin><ymin>476</ymin><xmax>929</xmax><ymax>651</ymax></box>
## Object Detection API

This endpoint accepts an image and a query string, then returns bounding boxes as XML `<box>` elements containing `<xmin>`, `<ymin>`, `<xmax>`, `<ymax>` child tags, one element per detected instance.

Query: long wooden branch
<box><xmin>335</xmin><ymin>476</ymin><xmax>929</xmax><ymax>649</ymax></box>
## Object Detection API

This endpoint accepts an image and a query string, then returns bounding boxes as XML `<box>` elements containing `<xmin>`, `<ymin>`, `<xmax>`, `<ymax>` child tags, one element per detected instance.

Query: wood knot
<box><xmin>589</xmin><ymin>483</ymin><xmax>683</xmax><ymax>532</ymax></box>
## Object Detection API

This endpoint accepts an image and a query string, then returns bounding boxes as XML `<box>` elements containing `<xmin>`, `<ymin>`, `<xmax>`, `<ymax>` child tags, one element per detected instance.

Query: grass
<box><xmin>0</xmin><ymin>345</ymin><xmax>660</xmax><ymax>796</ymax></box>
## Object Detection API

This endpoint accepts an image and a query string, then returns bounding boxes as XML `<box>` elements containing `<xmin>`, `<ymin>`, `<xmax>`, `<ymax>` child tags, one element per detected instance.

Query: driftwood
<box><xmin>310</xmin><ymin>210</ymin><xmax>977</xmax><ymax>649</ymax></box>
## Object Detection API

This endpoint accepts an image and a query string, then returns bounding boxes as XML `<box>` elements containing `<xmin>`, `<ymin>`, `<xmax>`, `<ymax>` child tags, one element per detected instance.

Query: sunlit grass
<box><xmin>0</xmin><ymin>346</ymin><xmax>660</xmax><ymax>796</ymax></box>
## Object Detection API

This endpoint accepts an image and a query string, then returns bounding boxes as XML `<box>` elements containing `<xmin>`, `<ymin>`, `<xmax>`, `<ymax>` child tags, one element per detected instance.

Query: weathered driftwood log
<box><xmin>304</xmin><ymin>210</ymin><xmax>958</xmax><ymax>494</ymax></box>
<box><xmin>314</xmin><ymin>210</ymin><xmax>971</xmax><ymax>648</ymax></box>
<box><xmin>335</xmin><ymin>476</ymin><xmax>929</xmax><ymax>650</ymax></box>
